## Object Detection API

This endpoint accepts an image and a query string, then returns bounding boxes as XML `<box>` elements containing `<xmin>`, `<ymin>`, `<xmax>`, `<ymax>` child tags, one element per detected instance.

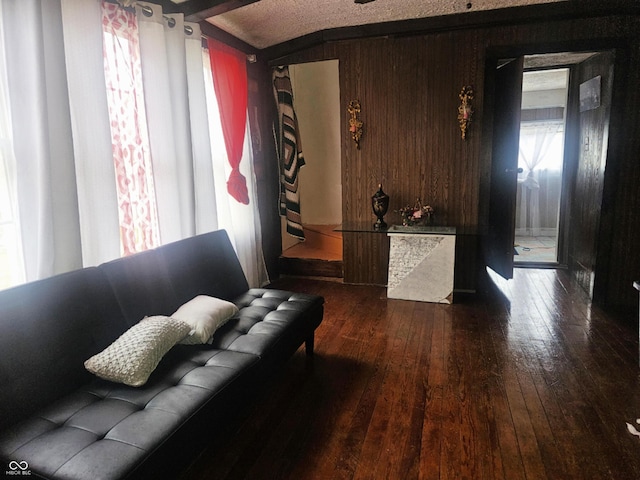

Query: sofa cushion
<box><xmin>97</xmin><ymin>230</ymin><xmax>249</xmax><ymax>328</ymax></box>
<box><xmin>211</xmin><ymin>289</ymin><xmax>324</xmax><ymax>361</ymax></box>
<box><xmin>172</xmin><ymin>295</ymin><xmax>239</xmax><ymax>345</ymax></box>
<box><xmin>98</xmin><ymin>248</ymin><xmax>179</xmax><ymax>328</ymax></box>
<box><xmin>0</xmin><ymin>267</ymin><xmax>127</xmax><ymax>432</ymax></box>
<box><xmin>159</xmin><ymin>230</ymin><xmax>250</xmax><ymax>305</ymax></box>
<box><xmin>85</xmin><ymin>316</ymin><xmax>191</xmax><ymax>387</ymax></box>
<box><xmin>0</xmin><ymin>348</ymin><xmax>260</xmax><ymax>479</ymax></box>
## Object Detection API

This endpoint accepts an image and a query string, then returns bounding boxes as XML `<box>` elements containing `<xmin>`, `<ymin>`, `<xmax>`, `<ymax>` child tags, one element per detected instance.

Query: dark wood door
<box><xmin>486</xmin><ymin>57</ymin><xmax>524</xmax><ymax>280</ymax></box>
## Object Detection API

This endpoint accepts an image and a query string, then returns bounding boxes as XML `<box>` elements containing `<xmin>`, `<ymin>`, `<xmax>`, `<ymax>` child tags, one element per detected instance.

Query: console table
<box><xmin>387</xmin><ymin>225</ymin><xmax>456</xmax><ymax>303</ymax></box>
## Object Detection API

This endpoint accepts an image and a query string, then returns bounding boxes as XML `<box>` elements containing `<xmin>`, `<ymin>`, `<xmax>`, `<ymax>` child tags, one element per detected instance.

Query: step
<box><xmin>301</xmin><ymin>224</ymin><xmax>342</xmax><ymax>258</ymax></box>
<box><xmin>281</xmin><ymin>242</ymin><xmax>341</xmax><ymax>261</ymax></box>
<box><xmin>279</xmin><ymin>224</ymin><xmax>343</xmax><ymax>278</ymax></box>
<box><xmin>303</xmin><ymin>224</ymin><xmax>342</xmax><ymax>240</ymax></box>
<box><xmin>279</xmin><ymin>256</ymin><xmax>343</xmax><ymax>279</ymax></box>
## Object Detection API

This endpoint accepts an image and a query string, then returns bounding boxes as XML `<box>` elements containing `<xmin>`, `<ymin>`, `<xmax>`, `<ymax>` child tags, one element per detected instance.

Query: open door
<box><xmin>486</xmin><ymin>57</ymin><xmax>524</xmax><ymax>279</ymax></box>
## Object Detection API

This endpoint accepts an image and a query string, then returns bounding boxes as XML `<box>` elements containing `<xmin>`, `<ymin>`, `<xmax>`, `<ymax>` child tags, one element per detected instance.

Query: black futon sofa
<box><xmin>0</xmin><ymin>230</ymin><xmax>323</xmax><ymax>479</ymax></box>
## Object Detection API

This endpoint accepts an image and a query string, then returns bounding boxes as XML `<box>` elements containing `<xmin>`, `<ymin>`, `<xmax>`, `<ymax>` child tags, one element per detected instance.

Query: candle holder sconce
<box><xmin>348</xmin><ymin>100</ymin><xmax>363</xmax><ymax>149</ymax></box>
<box><xmin>457</xmin><ymin>86</ymin><xmax>474</xmax><ymax>140</ymax></box>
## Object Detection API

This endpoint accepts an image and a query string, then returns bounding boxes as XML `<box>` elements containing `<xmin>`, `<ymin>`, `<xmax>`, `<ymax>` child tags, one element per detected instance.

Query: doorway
<box><xmin>485</xmin><ymin>49</ymin><xmax>615</xmax><ymax>300</ymax></box>
<box><xmin>514</xmin><ymin>67</ymin><xmax>569</xmax><ymax>266</ymax></box>
<box><xmin>277</xmin><ymin>60</ymin><xmax>344</xmax><ymax>278</ymax></box>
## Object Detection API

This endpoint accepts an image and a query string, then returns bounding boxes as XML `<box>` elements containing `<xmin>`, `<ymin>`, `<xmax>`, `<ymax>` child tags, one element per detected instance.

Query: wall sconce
<box><xmin>457</xmin><ymin>86</ymin><xmax>474</xmax><ymax>140</ymax></box>
<box><xmin>348</xmin><ymin>100</ymin><xmax>363</xmax><ymax>149</ymax></box>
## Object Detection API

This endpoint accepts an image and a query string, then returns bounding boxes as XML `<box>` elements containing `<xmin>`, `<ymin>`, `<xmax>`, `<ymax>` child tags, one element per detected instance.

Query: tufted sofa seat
<box><xmin>0</xmin><ymin>230</ymin><xmax>324</xmax><ymax>479</ymax></box>
<box><xmin>0</xmin><ymin>349</ymin><xmax>260</xmax><ymax>479</ymax></box>
<box><xmin>215</xmin><ymin>289</ymin><xmax>320</xmax><ymax>359</ymax></box>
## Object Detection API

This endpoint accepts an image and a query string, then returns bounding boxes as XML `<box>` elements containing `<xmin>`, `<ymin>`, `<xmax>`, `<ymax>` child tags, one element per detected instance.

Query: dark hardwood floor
<box><xmin>179</xmin><ymin>269</ymin><xmax>640</xmax><ymax>480</ymax></box>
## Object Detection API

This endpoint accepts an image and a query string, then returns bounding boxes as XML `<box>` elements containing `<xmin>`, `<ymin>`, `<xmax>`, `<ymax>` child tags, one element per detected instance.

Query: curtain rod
<box><xmin>109</xmin><ymin>0</ymin><xmax>255</xmax><ymax>61</ymax></box>
<box><xmin>105</xmin><ymin>0</ymin><xmax>196</xmax><ymax>36</ymax></box>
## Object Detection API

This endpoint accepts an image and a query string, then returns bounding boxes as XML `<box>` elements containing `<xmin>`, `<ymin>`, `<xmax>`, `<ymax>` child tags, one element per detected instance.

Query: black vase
<box><xmin>371</xmin><ymin>184</ymin><xmax>389</xmax><ymax>229</ymax></box>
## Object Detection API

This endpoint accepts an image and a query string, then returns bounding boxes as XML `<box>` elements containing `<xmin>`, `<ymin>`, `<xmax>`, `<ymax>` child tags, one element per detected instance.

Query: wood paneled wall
<box><xmin>277</xmin><ymin>32</ymin><xmax>484</xmax><ymax>288</ymax></box>
<box><xmin>255</xmin><ymin>10</ymin><xmax>640</xmax><ymax>308</ymax></box>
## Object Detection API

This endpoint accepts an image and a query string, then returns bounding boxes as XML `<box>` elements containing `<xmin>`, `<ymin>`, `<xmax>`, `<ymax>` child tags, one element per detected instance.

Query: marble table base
<box><xmin>387</xmin><ymin>233</ymin><xmax>456</xmax><ymax>303</ymax></box>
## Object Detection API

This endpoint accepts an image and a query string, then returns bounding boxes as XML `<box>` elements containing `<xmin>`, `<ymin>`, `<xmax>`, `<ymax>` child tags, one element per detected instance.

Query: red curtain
<box><xmin>207</xmin><ymin>38</ymin><xmax>249</xmax><ymax>204</ymax></box>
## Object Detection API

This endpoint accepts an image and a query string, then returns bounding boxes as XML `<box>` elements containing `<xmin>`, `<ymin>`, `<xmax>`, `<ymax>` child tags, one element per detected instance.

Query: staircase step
<box><xmin>279</xmin><ymin>256</ymin><xmax>343</xmax><ymax>278</ymax></box>
<box><xmin>279</xmin><ymin>224</ymin><xmax>343</xmax><ymax>278</ymax></box>
<box><xmin>281</xmin><ymin>242</ymin><xmax>341</xmax><ymax>261</ymax></box>
<box><xmin>303</xmin><ymin>224</ymin><xmax>342</xmax><ymax>239</ymax></box>
<box><xmin>302</xmin><ymin>224</ymin><xmax>342</xmax><ymax>258</ymax></box>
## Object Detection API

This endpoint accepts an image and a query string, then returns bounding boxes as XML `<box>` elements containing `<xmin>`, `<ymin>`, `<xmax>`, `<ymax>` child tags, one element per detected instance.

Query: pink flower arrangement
<box><xmin>397</xmin><ymin>198</ymin><xmax>435</xmax><ymax>226</ymax></box>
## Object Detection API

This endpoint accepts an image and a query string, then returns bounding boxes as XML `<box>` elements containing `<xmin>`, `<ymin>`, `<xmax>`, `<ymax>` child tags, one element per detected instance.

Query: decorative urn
<box><xmin>371</xmin><ymin>184</ymin><xmax>390</xmax><ymax>229</ymax></box>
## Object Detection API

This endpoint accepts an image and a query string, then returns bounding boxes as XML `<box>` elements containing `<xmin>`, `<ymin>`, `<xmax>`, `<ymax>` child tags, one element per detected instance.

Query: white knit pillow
<box><xmin>172</xmin><ymin>295</ymin><xmax>239</xmax><ymax>345</ymax></box>
<box><xmin>84</xmin><ymin>315</ymin><xmax>191</xmax><ymax>387</ymax></box>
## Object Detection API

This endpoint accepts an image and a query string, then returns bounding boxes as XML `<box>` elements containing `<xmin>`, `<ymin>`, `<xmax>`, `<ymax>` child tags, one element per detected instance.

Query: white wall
<box><xmin>289</xmin><ymin>60</ymin><xmax>342</xmax><ymax>226</ymax></box>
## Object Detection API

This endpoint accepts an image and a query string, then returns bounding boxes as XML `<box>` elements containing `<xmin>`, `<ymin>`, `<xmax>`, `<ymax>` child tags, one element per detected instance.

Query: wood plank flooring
<box><xmin>179</xmin><ymin>269</ymin><xmax>640</xmax><ymax>480</ymax></box>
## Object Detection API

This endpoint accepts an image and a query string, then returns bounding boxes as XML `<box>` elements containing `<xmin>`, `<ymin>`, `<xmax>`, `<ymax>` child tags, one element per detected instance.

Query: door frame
<box><xmin>515</xmin><ymin>64</ymin><xmax>571</xmax><ymax>269</ymax></box>
<box><xmin>482</xmin><ymin>40</ymin><xmax>626</xmax><ymax>301</ymax></box>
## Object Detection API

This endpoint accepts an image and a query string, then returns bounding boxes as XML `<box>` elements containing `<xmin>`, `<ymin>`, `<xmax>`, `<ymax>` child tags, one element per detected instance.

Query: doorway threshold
<box><xmin>514</xmin><ymin>235</ymin><xmax>557</xmax><ymax>263</ymax></box>
<box><xmin>514</xmin><ymin>262</ymin><xmax>567</xmax><ymax>270</ymax></box>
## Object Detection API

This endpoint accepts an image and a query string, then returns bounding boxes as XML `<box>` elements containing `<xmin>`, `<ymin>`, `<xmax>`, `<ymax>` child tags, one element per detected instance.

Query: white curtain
<box><xmin>61</xmin><ymin>0</ymin><xmax>121</xmax><ymax>267</ymax></box>
<box><xmin>185</xmin><ymin>25</ymin><xmax>219</xmax><ymax>233</ymax></box>
<box><xmin>516</xmin><ymin>123</ymin><xmax>562</xmax><ymax>236</ymax></box>
<box><xmin>4</xmin><ymin>0</ymin><xmax>82</xmax><ymax>280</ymax></box>
<box><xmin>62</xmin><ymin>0</ymin><xmax>233</xmax><ymax>262</ymax></box>
<box><xmin>0</xmin><ymin>1</ymin><xmax>25</xmax><ymax>287</ymax></box>
<box><xmin>134</xmin><ymin>3</ymin><xmax>267</xmax><ymax>286</ymax></box>
<box><xmin>136</xmin><ymin>3</ymin><xmax>190</xmax><ymax>243</ymax></box>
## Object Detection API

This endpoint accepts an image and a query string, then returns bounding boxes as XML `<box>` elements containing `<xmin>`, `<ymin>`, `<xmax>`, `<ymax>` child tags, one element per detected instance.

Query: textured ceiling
<box><xmin>522</xmin><ymin>69</ymin><xmax>568</xmax><ymax>92</ymax></box>
<box><xmin>207</xmin><ymin>0</ymin><xmax>568</xmax><ymax>49</ymax></box>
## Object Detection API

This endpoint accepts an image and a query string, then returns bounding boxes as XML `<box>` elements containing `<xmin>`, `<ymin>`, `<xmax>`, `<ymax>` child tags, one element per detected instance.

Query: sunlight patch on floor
<box><xmin>514</xmin><ymin>235</ymin><xmax>557</xmax><ymax>263</ymax></box>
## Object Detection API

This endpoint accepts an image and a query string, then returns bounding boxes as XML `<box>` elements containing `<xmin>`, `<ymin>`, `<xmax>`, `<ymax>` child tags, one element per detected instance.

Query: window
<box><xmin>518</xmin><ymin>122</ymin><xmax>565</xmax><ymax>172</ymax></box>
<box><xmin>0</xmin><ymin>1</ymin><xmax>266</xmax><ymax>290</ymax></box>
